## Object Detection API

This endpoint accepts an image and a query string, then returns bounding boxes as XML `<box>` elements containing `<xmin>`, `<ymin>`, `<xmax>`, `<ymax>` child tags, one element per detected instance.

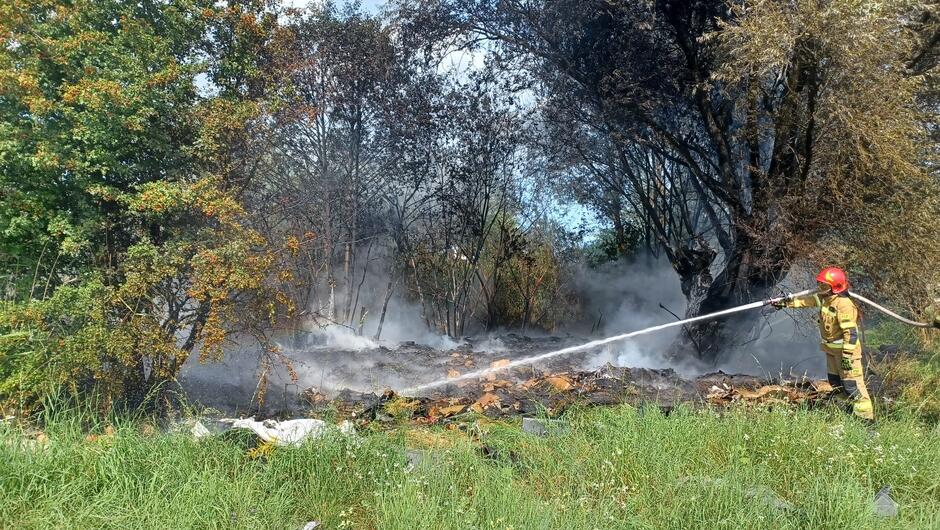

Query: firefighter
<box><xmin>772</xmin><ymin>267</ymin><xmax>874</xmax><ymax>420</ymax></box>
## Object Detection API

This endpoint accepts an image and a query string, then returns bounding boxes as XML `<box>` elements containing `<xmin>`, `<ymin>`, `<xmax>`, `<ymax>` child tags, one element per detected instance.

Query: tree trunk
<box><xmin>610</xmin><ymin>197</ymin><xmax>631</xmax><ymax>257</ymax></box>
<box><xmin>374</xmin><ymin>279</ymin><xmax>394</xmax><ymax>341</ymax></box>
<box><xmin>670</xmin><ymin>230</ymin><xmax>785</xmax><ymax>362</ymax></box>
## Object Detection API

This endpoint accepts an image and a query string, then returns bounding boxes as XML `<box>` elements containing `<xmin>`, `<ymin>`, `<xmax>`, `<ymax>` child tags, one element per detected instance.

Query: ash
<box><xmin>178</xmin><ymin>333</ymin><xmax>829</xmax><ymax>419</ymax></box>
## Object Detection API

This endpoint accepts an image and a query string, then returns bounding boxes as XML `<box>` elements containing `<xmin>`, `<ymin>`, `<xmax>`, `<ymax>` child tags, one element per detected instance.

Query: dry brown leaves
<box><xmin>489</xmin><ymin>359</ymin><xmax>511</xmax><ymax>370</ymax></box>
<box><xmin>302</xmin><ymin>388</ymin><xmax>328</xmax><ymax>405</ymax></box>
<box><xmin>484</xmin><ymin>359</ymin><xmax>511</xmax><ymax>381</ymax></box>
<box><xmin>470</xmin><ymin>392</ymin><xmax>502</xmax><ymax>413</ymax></box>
<box><xmin>706</xmin><ymin>381</ymin><xmax>829</xmax><ymax>405</ymax></box>
<box><xmin>544</xmin><ymin>374</ymin><xmax>575</xmax><ymax>392</ymax></box>
<box><xmin>482</xmin><ymin>379</ymin><xmax>513</xmax><ymax>392</ymax></box>
<box><xmin>428</xmin><ymin>402</ymin><xmax>467</xmax><ymax>420</ymax></box>
<box><xmin>520</xmin><ymin>373</ymin><xmax>579</xmax><ymax>392</ymax></box>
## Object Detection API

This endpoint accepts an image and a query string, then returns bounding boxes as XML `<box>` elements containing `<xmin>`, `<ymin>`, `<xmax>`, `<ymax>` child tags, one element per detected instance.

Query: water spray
<box><xmin>401</xmin><ymin>288</ymin><xmax>940</xmax><ymax>395</ymax></box>
<box><xmin>401</xmin><ymin>289</ymin><xmax>816</xmax><ymax>395</ymax></box>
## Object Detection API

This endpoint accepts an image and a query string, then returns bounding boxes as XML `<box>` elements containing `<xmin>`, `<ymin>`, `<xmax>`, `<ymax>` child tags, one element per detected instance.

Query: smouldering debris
<box><xmin>304</xmin><ymin>360</ymin><xmax>834</xmax><ymax>426</ymax></box>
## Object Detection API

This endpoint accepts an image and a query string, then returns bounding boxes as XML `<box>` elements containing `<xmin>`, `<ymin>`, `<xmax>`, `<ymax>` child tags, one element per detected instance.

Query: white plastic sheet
<box><xmin>230</xmin><ymin>418</ymin><xmax>330</xmax><ymax>447</ymax></box>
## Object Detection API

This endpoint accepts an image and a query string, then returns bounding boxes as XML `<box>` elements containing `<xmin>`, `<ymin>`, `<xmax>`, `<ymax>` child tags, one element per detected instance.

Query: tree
<box><xmin>403</xmin><ymin>74</ymin><xmax>525</xmax><ymax>336</ymax></box>
<box><xmin>402</xmin><ymin>0</ymin><xmax>940</xmax><ymax>360</ymax></box>
<box><xmin>0</xmin><ymin>0</ymin><xmax>292</xmax><ymax>413</ymax></box>
<box><xmin>254</xmin><ymin>4</ymin><xmax>398</xmax><ymax>332</ymax></box>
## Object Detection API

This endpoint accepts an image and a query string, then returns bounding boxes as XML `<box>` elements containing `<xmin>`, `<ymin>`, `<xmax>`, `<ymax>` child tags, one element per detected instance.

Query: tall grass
<box><xmin>3</xmin><ymin>402</ymin><xmax>939</xmax><ymax>529</ymax></box>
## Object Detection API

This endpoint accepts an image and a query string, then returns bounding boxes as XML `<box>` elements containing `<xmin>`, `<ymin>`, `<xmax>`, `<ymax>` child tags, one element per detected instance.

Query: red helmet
<box><xmin>816</xmin><ymin>267</ymin><xmax>848</xmax><ymax>294</ymax></box>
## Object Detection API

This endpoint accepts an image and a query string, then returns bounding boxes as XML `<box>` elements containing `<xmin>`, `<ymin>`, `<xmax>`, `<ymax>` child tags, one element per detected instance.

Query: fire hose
<box><xmin>847</xmin><ymin>291</ymin><xmax>939</xmax><ymax>329</ymax></box>
<box><xmin>775</xmin><ymin>289</ymin><xmax>940</xmax><ymax>329</ymax></box>
<box><xmin>402</xmin><ymin>288</ymin><xmax>937</xmax><ymax>394</ymax></box>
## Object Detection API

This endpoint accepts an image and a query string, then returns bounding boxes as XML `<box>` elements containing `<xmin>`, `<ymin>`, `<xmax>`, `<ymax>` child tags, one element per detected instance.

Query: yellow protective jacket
<box><xmin>787</xmin><ymin>293</ymin><xmax>860</xmax><ymax>354</ymax></box>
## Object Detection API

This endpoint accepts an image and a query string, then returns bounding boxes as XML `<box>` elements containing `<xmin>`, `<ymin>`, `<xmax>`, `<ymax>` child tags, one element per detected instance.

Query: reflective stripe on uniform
<box><xmin>824</xmin><ymin>338</ymin><xmax>858</xmax><ymax>352</ymax></box>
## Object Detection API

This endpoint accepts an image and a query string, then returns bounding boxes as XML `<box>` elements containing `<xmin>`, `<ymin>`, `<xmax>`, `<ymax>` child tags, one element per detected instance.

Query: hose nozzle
<box><xmin>765</xmin><ymin>288</ymin><xmax>816</xmax><ymax>305</ymax></box>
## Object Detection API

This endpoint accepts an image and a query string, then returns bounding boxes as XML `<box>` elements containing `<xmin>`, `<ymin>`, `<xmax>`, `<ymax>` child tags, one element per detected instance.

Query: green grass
<box><xmin>3</xmin><ymin>401</ymin><xmax>940</xmax><ymax>529</ymax></box>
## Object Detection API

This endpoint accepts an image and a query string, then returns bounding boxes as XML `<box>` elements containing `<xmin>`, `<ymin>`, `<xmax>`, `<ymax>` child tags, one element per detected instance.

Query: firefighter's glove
<box><xmin>770</xmin><ymin>295</ymin><xmax>791</xmax><ymax>310</ymax></box>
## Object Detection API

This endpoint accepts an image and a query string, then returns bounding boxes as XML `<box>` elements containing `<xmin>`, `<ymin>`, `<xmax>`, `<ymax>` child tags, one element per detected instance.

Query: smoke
<box><xmin>471</xmin><ymin>336</ymin><xmax>509</xmax><ymax>354</ymax></box>
<box><xmin>716</xmin><ymin>310</ymin><xmax>825</xmax><ymax>379</ymax></box>
<box><xmin>355</xmin><ymin>294</ymin><xmax>465</xmax><ymax>350</ymax></box>
<box><xmin>308</xmin><ymin>325</ymin><xmax>379</xmax><ymax>350</ymax></box>
<box><xmin>177</xmin><ymin>248</ymin><xmax>833</xmax><ymax>415</ymax></box>
<box><xmin>715</xmin><ymin>267</ymin><xmax>826</xmax><ymax>379</ymax></box>
<box><xmin>177</xmin><ymin>242</ymin><xmax>481</xmax><ymax>413</ymax></box>
<box><xmin>177</xmin><ymin>338</ymin><xmax>296</xmax><ymax>414</ymax></box>
<box><xmin>575</xmin><ymin>258</ymin><xmax>829</xmax><ymax>379</ymax></box>
<box><xmin>590</xmin><ymin>340</ymin><xmax>677</xmax><ymax>372</ymax></box>
<box><xmin>569</xmin><ymin>257</ymin><xmax>826</xmax><ymax>379</ymax></box>
<box><xmin>569</xmin><ymin>255</ymin><xmax>690</xmax><ymax>372</ymax></box>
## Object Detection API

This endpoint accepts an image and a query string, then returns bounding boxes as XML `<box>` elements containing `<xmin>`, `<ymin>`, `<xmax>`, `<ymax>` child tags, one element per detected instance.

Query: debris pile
<box><xmin>304</xmin><ymin>361</ymin><xmax>834</xmax><ymax>425</ymax></box>
<box><xmin>183</xmin><ymin>334</ymin><xmax>841</xmax><ymax>420</ymax></box>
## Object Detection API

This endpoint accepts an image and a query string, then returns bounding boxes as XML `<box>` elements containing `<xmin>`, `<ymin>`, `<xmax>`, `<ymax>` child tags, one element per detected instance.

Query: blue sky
<box><xmin>282</xmin><ymin>0</ymin><xmax>385</xmax><ymax>13</ymax></box>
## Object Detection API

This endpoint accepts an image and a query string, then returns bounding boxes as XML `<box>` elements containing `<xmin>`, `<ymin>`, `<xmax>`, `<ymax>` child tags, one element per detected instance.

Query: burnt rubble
<box><xmin>302</xmin><ymin>351</ymin><xmax>832</xmax><ymax>426</ymax></box>
<box><xmin>185</xmin><ymin>334</ymin><xmax>838</xmax><ymax>420</ymax></box>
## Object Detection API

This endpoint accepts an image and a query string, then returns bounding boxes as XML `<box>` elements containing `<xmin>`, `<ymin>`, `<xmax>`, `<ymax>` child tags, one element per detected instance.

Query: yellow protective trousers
<box><xmin>822</xmin><ymin>343</ymin><xmax>873</xmax><ymax>420</ymax></box>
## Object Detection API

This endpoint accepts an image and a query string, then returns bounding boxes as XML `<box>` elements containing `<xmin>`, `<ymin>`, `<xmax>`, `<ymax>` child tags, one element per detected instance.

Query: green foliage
<box><xmin>0</xmin><ymin>0</ymin><xmax>211</xmax><ymax>277</ymax></box>
<box><xmin>714</xmin><ymin>0</ymin><xmax>940</xmax><ymax>317</ymax></box>
<box><xmin>0</xmin><ymin>0</ymin><xmax>294</xmax><ymax>414</ymax></box>
<box><xmin>878</xmin><ymin>352</ymin><xmax>940</xmax><ymax>424</ymax></box>
<box><xmin>0</xmin><ymin>280</ymin><xmax>111</xmax><ymax>413</ymax></box>
<box><xmin>864</xmin><ymin>319</ymin><xmax>924</xmax><ymax>351</ymax></box>
<box><xmin>0</xmin><ymin>176</ymin><xmax>290</xmax><ymax>414</ymax></box>
<box><xmin>865</xmin><ymin>329</ymin><xmax>940</xmax><ymax>424</ymax></box>
<box><xmin>485</xmin><ymin>222</ymin><xmax>574</xmax><ymax>333</ymax></box>
<box><xmin>582</xmin><ymin>226</ymin><xmax>643</xmax><ymax>267</ymax></box>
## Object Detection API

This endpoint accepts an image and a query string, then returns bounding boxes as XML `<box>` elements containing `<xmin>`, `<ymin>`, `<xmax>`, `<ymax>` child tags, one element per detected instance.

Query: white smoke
<box><xmin>570</xmin><ymin>255</ymin><xmax>687</xmax><ymax>371</ymax></box>
<box><xmin>312</xmin><ymin>325</ymin><xmax>379</xmax><ymax>350</ymax></box>
<box><xmin>472</xmin><ymin>336</ymin><xmax>509</xmax><ymax>354</ymax></box>
<box><xmin>716</xmin><ymin>265</ymin><xmax>826</xmax><ymax>379</ymax></box>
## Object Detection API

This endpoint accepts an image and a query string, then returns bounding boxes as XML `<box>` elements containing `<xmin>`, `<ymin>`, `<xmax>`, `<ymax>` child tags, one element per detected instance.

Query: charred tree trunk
<box><xmin>374</xmin><ymin>279</ymin><xmax>394</xmax><ymax>341</ymax></box>
<box><xmin>669</xmin><ymin>224</ymin><xmax>786</xmax><ymax>361</ymax></box>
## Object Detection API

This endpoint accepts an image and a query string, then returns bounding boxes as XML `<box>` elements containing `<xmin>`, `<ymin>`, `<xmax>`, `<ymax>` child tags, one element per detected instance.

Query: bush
<box><xmin>0</xmin><ymin>279</ymin><xmax>112</xmax><ymax>415</ymax></box>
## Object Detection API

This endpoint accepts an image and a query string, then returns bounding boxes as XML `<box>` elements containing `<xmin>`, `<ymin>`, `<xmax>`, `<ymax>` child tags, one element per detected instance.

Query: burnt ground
<box><xmin>181</xmin><ymin>334</ymin><xmax>862</xmax><ymax>422</ymax></box>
